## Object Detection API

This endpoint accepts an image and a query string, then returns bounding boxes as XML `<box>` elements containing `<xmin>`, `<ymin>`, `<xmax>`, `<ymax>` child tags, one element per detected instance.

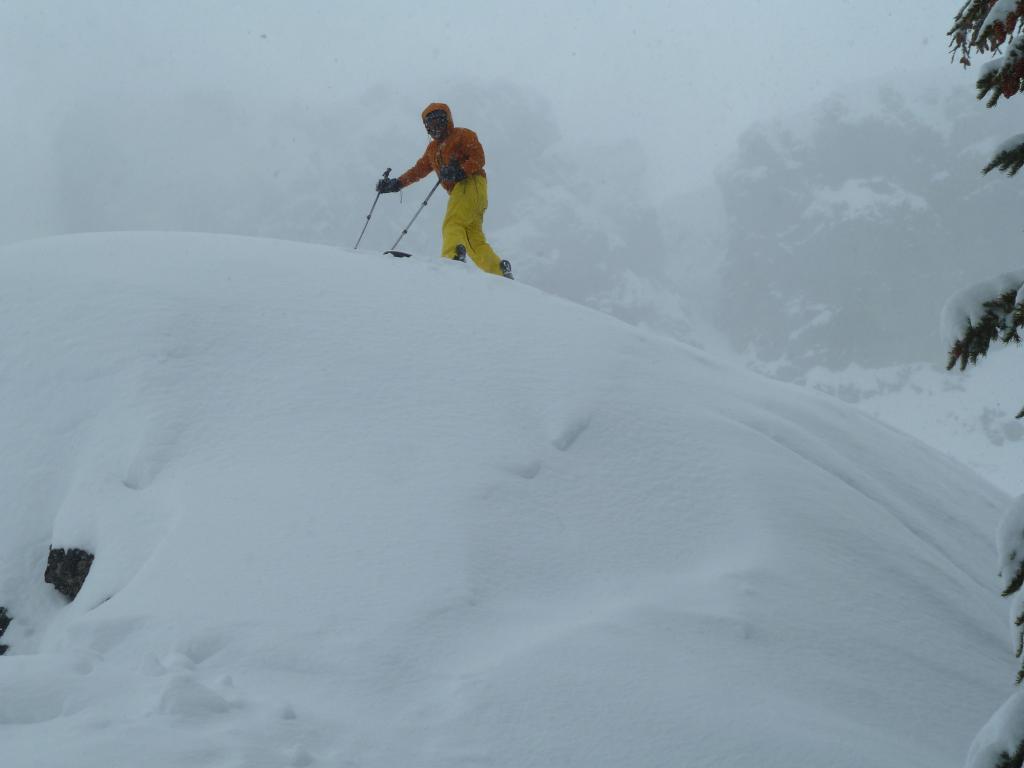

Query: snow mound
<box><xmin>0</xmin><ymin>232</ymin><xmax>1009</xmax><ymax>767</ymax></box>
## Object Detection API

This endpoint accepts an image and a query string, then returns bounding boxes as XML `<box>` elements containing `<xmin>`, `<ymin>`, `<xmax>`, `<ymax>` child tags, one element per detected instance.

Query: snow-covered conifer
<box><xmin>945</xmin><ymin>286</ymin><xmax>1024</xmax><ymax>417</ymax></box>
<box><xmin>946</xmin><ymin>2</ymin><xmax>1024</xmax><ymax>416</ymax></box>
<box><xmin>951</xmin><ymin>2</ymin><xmax>1024</xmax><ymax>165</ymax></box>
<box><xmin>950</xmin><ymin>8</ymin><xmax>1024</xmax><ymax>765</ymax></box>
<box><xmin>965</xmin><ymin>497</ymin><xmax>1024</xmax><ymax>768</ymax></box>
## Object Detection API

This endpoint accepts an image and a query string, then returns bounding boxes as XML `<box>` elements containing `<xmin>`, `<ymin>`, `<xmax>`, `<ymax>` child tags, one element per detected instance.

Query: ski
<box><xmin>382</xmin><ymin>249</ymin><xmax>514</xmax><ymax>280</ymax></box>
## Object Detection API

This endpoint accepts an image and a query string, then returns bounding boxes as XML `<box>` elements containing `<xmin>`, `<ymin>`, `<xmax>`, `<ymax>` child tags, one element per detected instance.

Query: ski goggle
<box><xmin>423</xmin><ymin>111</ymin><xmax>448</xmax><ymax>129</ymax></box>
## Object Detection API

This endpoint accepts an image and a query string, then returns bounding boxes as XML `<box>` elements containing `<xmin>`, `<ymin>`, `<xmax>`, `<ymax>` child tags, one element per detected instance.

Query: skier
<box><xmin>376</xmin><ymin>103</ymin><xmax>513</xmax><ymax>279</ymax></box>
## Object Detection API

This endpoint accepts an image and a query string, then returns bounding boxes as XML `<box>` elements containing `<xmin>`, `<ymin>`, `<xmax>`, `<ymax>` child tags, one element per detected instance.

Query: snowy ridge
<box><xmin>799</xmin><ymin>358</ymin><xmax>1024</xmax><ymax>496</ymax></box>
<box><xmin>0</xmin><ymin>232</ymin><xmax>1010</xmax><ymax>767</ymax></box>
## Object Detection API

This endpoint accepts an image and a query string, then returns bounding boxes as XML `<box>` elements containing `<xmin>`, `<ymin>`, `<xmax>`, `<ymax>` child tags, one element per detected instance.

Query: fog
<box><xmin>1</xmin><ymin>1</ymin><xmax>970</xmax><ymax>239</ymax></box>
<box><xmin>716</xmin><ymin>77</ymin><xmax>1024</xmax><ymax>374</ymax></box>
<box><xmin>5</xmin><ymin>1</ymin><xmax>1023</xmax><ymax>485</ymax></box>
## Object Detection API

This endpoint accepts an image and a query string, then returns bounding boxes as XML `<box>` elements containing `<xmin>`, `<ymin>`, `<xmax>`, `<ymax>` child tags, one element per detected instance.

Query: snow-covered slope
<box><xmin>0</xmin><ymin>232</ymin><xmax>1010</xmax><ymax>767</ymax></box>
<box><xmin>802</xmin><ymin>358</ymin><xmax>1024</xmax><ymax>496</ymax></box>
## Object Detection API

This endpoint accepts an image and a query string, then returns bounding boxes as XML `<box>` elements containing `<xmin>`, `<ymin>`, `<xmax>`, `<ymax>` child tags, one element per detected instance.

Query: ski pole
<box><xmin>389</xmin><ymin>180</ymin><xmax>442</xmax><ymax>252</ymax></box>
<box><xmin>354</xmin><ymin>167</ymin><xmax>392</xmax><ymax>250</ymax></box>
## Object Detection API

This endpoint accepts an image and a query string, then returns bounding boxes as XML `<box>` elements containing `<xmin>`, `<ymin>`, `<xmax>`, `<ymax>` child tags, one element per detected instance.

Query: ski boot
<box><xmin>454</xmin><ymin>244</ymin><xmax>467</xmax><ymax>262</ymax></box>
<box><xmin>499</xmin><ymin>259</ymin><xmax>514</xmax><ymax>280</ymax></box>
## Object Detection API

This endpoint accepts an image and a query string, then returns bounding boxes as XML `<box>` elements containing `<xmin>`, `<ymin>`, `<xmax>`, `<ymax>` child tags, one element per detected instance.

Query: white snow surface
<box><xmin>799</xmin><ymin>358</ymin><xmax>1024</xmax><ymax>496</ymax></box>
<box><xmin>967</xmin><ymin>686</ymin><xmax>1024</xmax><ymax>768</ymax></box>
<box><xmin>0</xmin><ymin>232</ymin><xmax>1011</xmax><ymax>767</ymax></box>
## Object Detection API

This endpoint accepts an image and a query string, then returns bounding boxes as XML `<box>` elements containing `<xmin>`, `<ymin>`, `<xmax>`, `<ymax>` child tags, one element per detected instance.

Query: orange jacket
<box><xmin>398</xmin><ymin>103</ymin><xmax>487</xmax><ymax>193</ymax></box>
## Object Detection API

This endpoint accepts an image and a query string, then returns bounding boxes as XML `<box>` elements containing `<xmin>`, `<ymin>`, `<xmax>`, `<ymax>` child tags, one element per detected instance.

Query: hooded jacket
<box><xmin>398</xmin><ymin>103</ymin><xmax>487</xmax><ymax>193</ymax></box>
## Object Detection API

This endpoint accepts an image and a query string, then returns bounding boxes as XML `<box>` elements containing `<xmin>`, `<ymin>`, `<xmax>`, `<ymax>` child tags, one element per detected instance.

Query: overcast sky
<box><xmin>1</xmin><ymin>0</ymin><xmax>977</xmax><ymax>192</ymax></box>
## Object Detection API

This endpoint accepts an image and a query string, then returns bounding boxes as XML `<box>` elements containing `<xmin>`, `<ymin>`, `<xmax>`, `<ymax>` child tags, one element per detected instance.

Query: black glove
<box><xmin>376</xmin><ymin>177</ymin><xmax>402</xmax><ymax>194</ymax></box>
<box><xmin>440</xmin><ymin>163</ymin><xmax>467</xmax><ymax>183</ymax></box>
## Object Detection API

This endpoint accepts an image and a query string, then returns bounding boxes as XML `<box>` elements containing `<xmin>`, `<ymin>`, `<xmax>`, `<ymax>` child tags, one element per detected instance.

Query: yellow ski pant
<box><xmin>441</xmin><ymin>175</ymin><xmax>503</xmax><ymax>275</ymax></box>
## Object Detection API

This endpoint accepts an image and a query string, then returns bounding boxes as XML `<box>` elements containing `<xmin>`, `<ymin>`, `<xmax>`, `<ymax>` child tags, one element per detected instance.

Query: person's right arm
<box><xmin>398</xmin><ymin>147</ymin><xmax>434</xmax><ymax>188</ymax></box>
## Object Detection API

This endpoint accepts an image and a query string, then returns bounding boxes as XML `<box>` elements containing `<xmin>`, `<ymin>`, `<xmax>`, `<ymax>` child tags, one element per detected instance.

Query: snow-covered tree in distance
<box><xmin>947</xmin><ymin>2</ymin><xmax>1024</xmax><ymax>419</ymax></box>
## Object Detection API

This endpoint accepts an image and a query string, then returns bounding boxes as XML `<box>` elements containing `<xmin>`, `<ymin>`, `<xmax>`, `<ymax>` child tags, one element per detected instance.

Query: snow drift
<box><xmin>0</xmin><ymin>232</ymin><xmax>1010</xmax><ymax>767</ymax></box>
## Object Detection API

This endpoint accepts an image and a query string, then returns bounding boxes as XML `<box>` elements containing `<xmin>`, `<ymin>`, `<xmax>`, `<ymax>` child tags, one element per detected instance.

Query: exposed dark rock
<box><xmin>45</xmin><ymin>547</ymin><xmax>95</xmax><ymax>601</ymax></box>
<box><xmin>0</xmin><ymin>645</ymin><xmax>7</xmax><ymax>656</ymax></box>
<box><xmin>0</xmin><ymin>606</ymin><xmax>8</xmax><ymax>655</ymax></box>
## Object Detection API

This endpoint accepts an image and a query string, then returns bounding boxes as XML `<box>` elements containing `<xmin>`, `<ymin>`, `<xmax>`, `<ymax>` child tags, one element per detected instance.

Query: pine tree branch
<box><xmin>951</xmin><ymin>0</ymin><xmax>1024</xmax><ymax>63</ymax></box>
<box><xmin>951</xmin><ymin>0</ymin><xmax>1004</xmax><ymax>64</ymax></box>
<box><xmin>996</xmin><ymin>737</ymin><xmax>1024</xmax><ymax>767</ymax></box>
<box><xmin>984</xmin><ymin>136</ymin><xmax>1024</xmax><ymax>174</ymax></box>
<box><xmin>1006</xmin><ymin>560</ymin><xmax>1024</xmax><ymax>597</ymax></box>
<box><xmin>1016</xmin><ymin>611</ymin><xmax>1024</xmax><ymax>684</ymax></box>
<box><xmin>976</xmin><ymin>39</ymin><xmax>1024</xmax><ymax>106</ymax></box>
<box><xmin>946</xmin><ymin>289</ymin><xmax>1023</xmax><ymax>369</ymax></box>
<box><xmin>947</xmin><ymin>287</ymin><xmax>1024</xmax><ymax>416</ymax></box>
<box><xmin>951</xmin><ymin>2</ymin><xmax>1024</xmax><ymax>187</ymax></box>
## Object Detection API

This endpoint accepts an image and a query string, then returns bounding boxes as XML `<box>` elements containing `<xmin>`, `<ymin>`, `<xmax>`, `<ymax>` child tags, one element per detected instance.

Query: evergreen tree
<box><xmin>947</xmin><ymin>1</ymin><xmax>1024</xmax><ymax>416</ymax></box>
<box><xmin>951</xmin><ymin>8</ymin><xmax>1024</xmax><ymax>767</ymax></box>
<box><xmin>947</xmin><ymin>286</ymin><xmax>1024</xmax><ymax>417</ymax></box>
